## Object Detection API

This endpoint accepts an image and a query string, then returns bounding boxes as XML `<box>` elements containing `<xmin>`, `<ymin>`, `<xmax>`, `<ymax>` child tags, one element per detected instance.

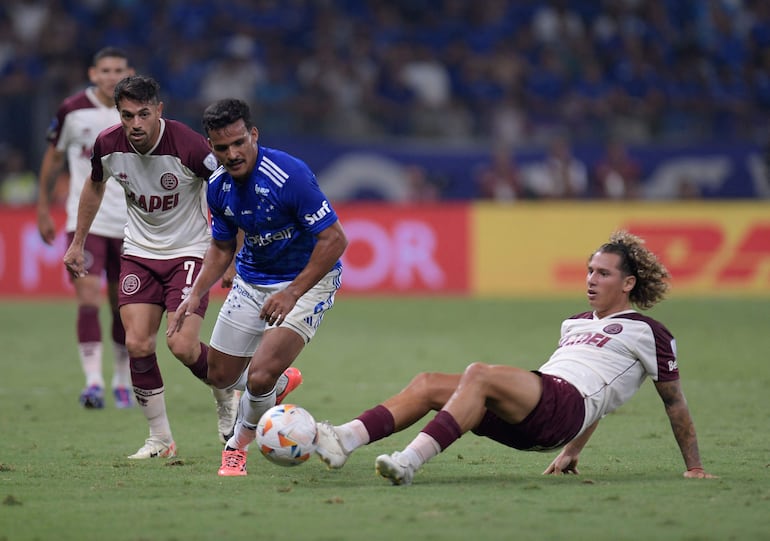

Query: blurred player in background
<box><xmin>37</xmin><ymin>47</ymin><xmax>133</xmax><ymax>409</ymax></box>
<box><xmin>169</xmin><ymin>98</ymin><xmax>347</xmax><ymax>476</ymax></box>
<box><xmin>63</xmin><ymin>75</ymin><xmax>237</xmax><ymax>458</ymax></box>
<box><xmin>314</xmin><ymin>231</ymin><xmax>716</xmax><ymax>485</ymax></box>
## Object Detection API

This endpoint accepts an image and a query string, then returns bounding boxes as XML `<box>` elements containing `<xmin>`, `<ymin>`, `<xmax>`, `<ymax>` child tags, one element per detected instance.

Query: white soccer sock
<box><xmin>111</xmin><ymin>342</ymin><xmax>131</xmax><ymax>389</ymax></box>
<box><xmin>227</xmin><ymin>387</ymin><xmax>276</xmax><ymax>451</ymax></box>
<box><xmin>337</xmin><ymin>419</ymin><xmax>370</xmax><ymax>452</ymax></box>
<box><xmin>134</xmin><ymin>387</ymin><xmax>173</xmax><ymax>442</ymax></box>
<box><xmin>79</xmin><ymin>341</ymin><xmax>104</xmax><ymax>388</ymax></box>
<box><xmin>404</xmin><ymin>432</ymin><xmax>442</xmax><ymax>468</ymax></box>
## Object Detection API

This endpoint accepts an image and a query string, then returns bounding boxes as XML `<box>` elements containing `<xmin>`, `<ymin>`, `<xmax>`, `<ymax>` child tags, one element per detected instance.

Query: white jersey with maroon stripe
<box><xmin>538</xmin><ymin>309</ymin><xmax>679</xmax><ymax>432</ymax></box>
<box><xmin>48</xmin><ymin>87</ymin><xmax>127</xmax><ymax>238</ymax></box>
<box><xmin>91</xmin><ymin>118</ymin><xmax>218</xmax><ymax>259</ymax></box>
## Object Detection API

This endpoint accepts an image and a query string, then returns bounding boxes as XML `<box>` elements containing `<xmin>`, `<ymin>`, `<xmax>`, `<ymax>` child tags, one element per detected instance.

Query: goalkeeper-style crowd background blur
<box><xmin>1</xmin><ymin>0</ymin><xmax>769</xmax><ymax>298</ymax></box>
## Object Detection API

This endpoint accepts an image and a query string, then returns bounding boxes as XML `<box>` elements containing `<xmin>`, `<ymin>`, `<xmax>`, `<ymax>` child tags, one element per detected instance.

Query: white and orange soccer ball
<box><xmin>256</xmin><ymin>404</ymin><xmax>318</xmax><ymax>467</ymax></box>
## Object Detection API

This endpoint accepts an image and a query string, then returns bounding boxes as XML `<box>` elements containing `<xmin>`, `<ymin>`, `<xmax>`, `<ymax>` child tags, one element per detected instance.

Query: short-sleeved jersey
<box><xmin>91</xmin><ymin>118</ymin><xmax>217</xmax><ymax>259</ymax></box>
<box><xmin>207</xmin><ymin>145</ymin><xmax>342</xmax><ymax>284</ymax></box>
<box><xmin>538</xmin><ymin>309</ymin><xmax>678</xmax><ymax>429</ymax></box>
<box><xmin>46</xmin><ymin>87</ymin><xmax>127</xmax><ymax>237</ymax></box>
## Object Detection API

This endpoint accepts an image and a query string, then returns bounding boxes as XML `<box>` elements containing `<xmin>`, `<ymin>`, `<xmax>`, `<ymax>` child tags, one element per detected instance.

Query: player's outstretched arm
<box><xmin>63</xmin><ymin>178</ymin><xmax>106</xmax><ymax>278</ymax></box>
<box><xmin>260</xmin><ymin>221</ymin><xmax>347</xmax><ymax>326</ymax></box>
<box><xmin>220</xmin><ymin>230</ymin><xmax>244</xmax><ymax>289</ymax></box>
<box><xmin>654</xmin><ymin>379</ymin><xmax>718</xmax><ymax>479</ymax></box>
<box><xmin>168</xmin><ymin>237</ymin><xmax>236</xmax><ymax>336</ymax></box>
<box><xmin>543</xmin><ymin>420</ymin><xmax>599</xmax><ymax>475</ymax></box>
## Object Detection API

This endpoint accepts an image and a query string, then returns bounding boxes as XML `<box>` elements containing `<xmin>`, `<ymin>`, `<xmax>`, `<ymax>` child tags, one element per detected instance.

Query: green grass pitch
<box><xmin>0</xmin><ymin>296</ymin><xmax>768</xmax><ymax>541</ymax></box>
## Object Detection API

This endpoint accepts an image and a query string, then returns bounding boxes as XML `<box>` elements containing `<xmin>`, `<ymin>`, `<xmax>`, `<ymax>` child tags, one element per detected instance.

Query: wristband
<box><xmin>687</xmin><ymin>467</ymin><xmax>704</xmax><ymax>472</ymax></box>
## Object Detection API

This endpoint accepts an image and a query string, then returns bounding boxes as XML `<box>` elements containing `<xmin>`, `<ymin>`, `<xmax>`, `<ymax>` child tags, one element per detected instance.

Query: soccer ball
<box><xmin>256</xmin><ymin>404</ymin><xmax>318</xmax><ymax>467</ymax></box>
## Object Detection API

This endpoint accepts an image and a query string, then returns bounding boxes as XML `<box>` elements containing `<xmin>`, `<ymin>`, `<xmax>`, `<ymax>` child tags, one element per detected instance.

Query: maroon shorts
<box><xmin>471</xmin><ymin>372</ymin><xmax>585</xmax><ymax>451</ymax></box>
<box><xmin>118</xmin><ymin>254</ymin><xmax>209</xmax><ymax>316</ymax></box>
<box><xmin>67</xmin><ymin>232</ymin><xmax>122</xmax><ymax>283</ymax></box>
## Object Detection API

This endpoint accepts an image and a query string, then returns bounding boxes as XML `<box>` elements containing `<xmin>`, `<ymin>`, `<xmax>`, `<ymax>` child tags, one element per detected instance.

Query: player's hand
<box><xmin>37</xmin><ymin>211</ymin><xmax>56</xmax><ymax>245</ymax></box>
<box><xmin>167</xmin><ymin>296</ymin><xmax>200</xmax><ymax>336</ymax></box>
<box><xmin>220</xmin><ymin>264</ymin><xmax>236</xmax><ymax>289</ymax></box>
<box><xmin>63</xmin><ymin>245</ymin><xmax>87</xmax><ymax>278</ymax></box>
<box><xmin>259</xmin><ymin>289</ymin><xmax>298</xmax><ymax>327</ymax></box>
<box><xmin>683</xmin><ymin>467</ymin><xmax>718</xmax><ymax>479</ymax></box>
<box><xmin>543</xmin><ymin>450</ymin><xmax>580</xmax><ymax>475</ymax></box>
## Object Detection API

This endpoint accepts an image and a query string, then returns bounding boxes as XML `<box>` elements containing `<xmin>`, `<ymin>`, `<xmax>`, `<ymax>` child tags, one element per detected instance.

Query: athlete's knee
<box><xmin>462</xmin><ymin>362</ymin><xmax>494</xmax><ymax>385</ymax></box>
<box><xmin>124</xmin><ymin>335</ymin><xmax>155</xmax><ymax>358</ymax></box>
<box><xmin>246</xmin><ymin>364</ymin><xmax>281</xmax><ymax>395</ymax></box>
<box><xmin>166</xmin><ymin>335</ymin><xmax>197</xmax><ymax>364</ymax></box>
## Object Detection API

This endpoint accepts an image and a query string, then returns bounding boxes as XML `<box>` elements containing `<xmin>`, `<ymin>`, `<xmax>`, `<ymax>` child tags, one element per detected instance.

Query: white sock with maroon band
<box><xmin>227</xmin><ymin>387</ymin><xmax>276</xmax><ymax>451</ymax></box>
<box><xmin>403</xmin><ymin>432</ymin><xmax>442</xmax><ymax>468</ymax></box>
<box><xmin>79</xmin><ymin>342</ymin><xmax>104</xmax><ymax>388</ymax></box>
<box><xmin>134</xmin><ymin>386</ymin><xmax>173</xmax><ymax>441</ymax></box>
<box><xmin>336</xmin><ymin>419</ymin><xmax>370</xmax><ymax>452</ymax></box>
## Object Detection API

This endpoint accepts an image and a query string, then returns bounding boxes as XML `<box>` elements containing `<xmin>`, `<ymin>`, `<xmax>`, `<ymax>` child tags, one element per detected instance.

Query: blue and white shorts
<box><xmin>210</xmin><ymin>268</ymin><xmax>342</xmax><ymax>357</ymax></box>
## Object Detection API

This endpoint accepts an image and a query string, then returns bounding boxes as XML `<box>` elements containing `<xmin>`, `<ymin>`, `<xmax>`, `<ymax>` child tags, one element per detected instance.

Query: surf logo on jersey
<box><xmin>160</xmin><ymin>172</ymin><xmax>179</xmax><ymax>190</ymax></box>
<box><xmin>304</xmin><ymin>200</ymin><xmax>332</xmax><ymax>225</ymax></box>
<box><xmin>121</xmin><ymin>274</ymin><xmax>141</xmax><ymax>295</ymax></box>
<box><xmin>603</xmin><ymin>323</ymin><xmax>623</xmax><ymax>334</ymax></box>
<box><xmin>558</xmin><ymin>332</ymin><xmax>611</xmax><ymax>348</ymax></box>
<box><xmin>246</xmin><ymin>226</ymin><xmax>295</xmax><ymax>247</ymax></box>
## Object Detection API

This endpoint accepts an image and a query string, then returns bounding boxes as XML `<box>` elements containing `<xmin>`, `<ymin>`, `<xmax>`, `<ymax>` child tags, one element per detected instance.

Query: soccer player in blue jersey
<box><xmin>169</xmin><ymin>98</ymin><xmax>348</xmax><ymax>476</ymax></box>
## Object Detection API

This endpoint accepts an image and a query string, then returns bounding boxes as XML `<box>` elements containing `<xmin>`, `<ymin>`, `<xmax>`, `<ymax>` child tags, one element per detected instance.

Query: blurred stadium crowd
<box><xmin>1</xmin><ymin>0</ymin><xmax>769</xmax><ymax>201</ymax></box>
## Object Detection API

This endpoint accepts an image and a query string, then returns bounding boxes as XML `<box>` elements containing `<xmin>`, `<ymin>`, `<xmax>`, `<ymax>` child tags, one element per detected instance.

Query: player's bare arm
<box><xmin>221</xmin><ymin>229</ymin><xmax>244</xmax><ymax>289</ymax></box>
<box><xmin>260</xmin><ymin>221</ymin><xmax>348</xmax><ymax>326</ymax></box>
<box><xmin>543</xmin><ymin>420</ymin><xmax>600</xmax><ymax>475</ymax></box>
<box><xmin>63</xmin><ymin>178</ymin><xmax>106</xmax><ymax>278</ymax></box>
<box><xmin>654</xmin><ymin>379</ymin><xmax>717</xmax><ymax>479</ymax></box>
<box><xmin>167</xmin><ymin>237</ymin><xmax>237</xmax><ymax>336</ymax></box>
<box><xmin>36</xmin><ymin>146</ymin><xmax>67</xmax><ymax>244</ymax></box>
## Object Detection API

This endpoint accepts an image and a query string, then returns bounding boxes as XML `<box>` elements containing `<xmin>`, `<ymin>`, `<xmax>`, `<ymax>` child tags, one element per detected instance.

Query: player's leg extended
<box><xmin>316</xmin><ymin>372</ymin><xmax>461</xmax><ymax>469</ymax></box>
<box><xmin>377</xmin><ymin>364</ymin><xmax>542</xmax><ymax>485</ymax></box>
<box><xmin>72</xmin><ymin>274</ymin><xmax>106</xmax><ymax>408</ymax></box>
<box><xmin>121</xmin><ymin>302</ymin><xmax>175</xmax><ymax>458</ymax></box>
<box><xmin>231</xmin><ymin>327</ymin><xmax>305</xmax><ymax>449</ymax></box>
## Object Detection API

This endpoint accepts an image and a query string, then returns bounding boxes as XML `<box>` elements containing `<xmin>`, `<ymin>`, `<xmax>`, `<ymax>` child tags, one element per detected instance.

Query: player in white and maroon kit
<box><xmin>37</xmin><ymin>47</ymin><xmax>133</xmax><ymax>410</ymax></box>
<box><xmin>313</xmin><ymin>231</ymin><xmax>717</xmax><ymax>484</ymax></box>
<box><xmin>63</xmin><ymin>75</ymin><xmax>237</xmax><ymax>459</ymax></box>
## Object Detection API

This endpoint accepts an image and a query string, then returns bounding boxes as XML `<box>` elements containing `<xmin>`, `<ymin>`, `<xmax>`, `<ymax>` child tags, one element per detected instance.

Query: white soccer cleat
<box><xmin>213</xmin><ymin>387</ymin><xmax>239</xmax><ymax>445</ymax></box>
<box><xmin>315</xmin><ymin>421</ymin><xmax>351</xmax><ymax>469</ymax></box>
<box><xmin>375</xmin><ymin>452</ymin><xmax>416</xmax><ymax>486</ymax></box>
<box><xmin>128</xmin><ymin>437</ymin><xmax>177</xmax><ymax>459</ymax></box>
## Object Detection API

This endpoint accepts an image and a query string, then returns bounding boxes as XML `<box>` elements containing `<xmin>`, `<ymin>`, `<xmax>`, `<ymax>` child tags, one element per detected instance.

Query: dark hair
<box><xmin>92</xmin><ymin>46</ymin><xmax>129</xmax><ymax>66</ymax></box>
<box><xmin>594</xmin><ymin>230</ymin><xmax>670</xmax><ymax>310</ymax></box>
<box><xmin>202</xmin><ymin>98</ymin><xmax>253</xmax><ymax>135</ymax></box>
<box><xmin>114</xmin><ymin>75</ymin><xmax>160</xmax><ymax>106</ymax></box>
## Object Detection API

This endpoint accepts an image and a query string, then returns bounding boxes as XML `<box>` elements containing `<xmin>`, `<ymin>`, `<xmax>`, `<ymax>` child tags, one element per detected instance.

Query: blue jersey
<box><xmin>207</xmin><ymin>146</ymin><xmax>341</xmax><ymax>284</ymax></box>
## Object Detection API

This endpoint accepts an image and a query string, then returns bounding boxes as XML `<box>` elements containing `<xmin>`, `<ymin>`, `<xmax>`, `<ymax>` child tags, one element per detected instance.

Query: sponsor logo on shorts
<box><xmin>121</xmin><ymin>274</ymin><xmax>141</xmax><ymax>295</ymax></box>
<box><xmin>160</xmin><ymin>172</ymin><xmax>179</xmax><ymax>190</ymax></box>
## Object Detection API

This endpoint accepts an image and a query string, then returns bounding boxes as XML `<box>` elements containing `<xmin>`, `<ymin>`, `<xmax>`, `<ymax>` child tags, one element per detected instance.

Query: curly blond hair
<box><xmin>594</xmin><ymin>230</ymin><xmax>670</xmax><ymax>310</ymax></box>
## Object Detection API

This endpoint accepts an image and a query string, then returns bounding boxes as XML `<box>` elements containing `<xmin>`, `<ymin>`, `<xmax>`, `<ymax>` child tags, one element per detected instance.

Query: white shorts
<box><xmin>210</xmin><ymin>268</ymin><xmax>342</xmax><ymax>357</ymax></box>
